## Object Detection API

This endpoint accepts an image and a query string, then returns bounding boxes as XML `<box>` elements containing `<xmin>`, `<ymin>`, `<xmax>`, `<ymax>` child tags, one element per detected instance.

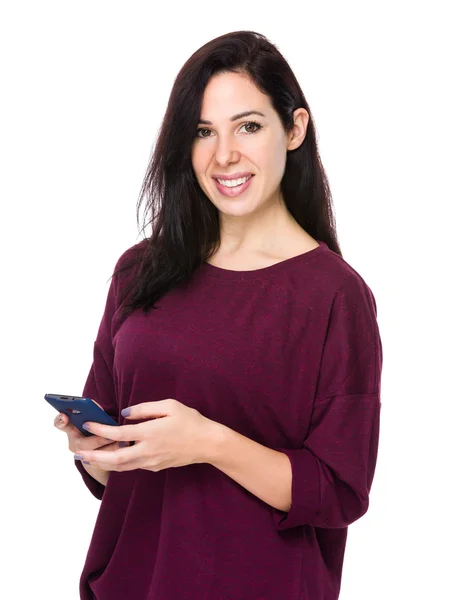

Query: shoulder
<box><xmin>114</xmin><ymin>238</ymin><xmax>149</xmax><ymax>272</ymax></box>
<box><xmin>314</xmin><ymin>248</ymin><xmax>383</xmax><ymax>398</ymax></box>
<box><xmin>317</xmin><ymin>245</ymin><xmax>378</xmax><ymax>317</ymax></box>
<box><xmin>109</xmin><ymin>239</ymin><xmax>150</xmax><ymax>305</ymax></box>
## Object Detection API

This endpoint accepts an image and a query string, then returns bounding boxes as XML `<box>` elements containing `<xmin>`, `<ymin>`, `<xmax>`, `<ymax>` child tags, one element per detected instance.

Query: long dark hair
<box><xmin>114</xmin><ymin>30</ymin><xmax>342</xmax><ymax>317</ymax></box>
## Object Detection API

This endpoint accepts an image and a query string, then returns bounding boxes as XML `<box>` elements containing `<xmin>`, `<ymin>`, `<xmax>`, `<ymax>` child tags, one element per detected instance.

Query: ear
<box><xmin>287</xmin><ymin>108</ymin><xmax>309</xmax><ymax>151</ymax></box>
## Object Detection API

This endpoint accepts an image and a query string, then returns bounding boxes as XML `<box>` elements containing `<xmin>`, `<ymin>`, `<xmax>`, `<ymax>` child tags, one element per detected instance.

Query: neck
<box><xmin>216</xmin><ymin>201</ymin><xmax>302</xmax><ymax>257</ymax></box>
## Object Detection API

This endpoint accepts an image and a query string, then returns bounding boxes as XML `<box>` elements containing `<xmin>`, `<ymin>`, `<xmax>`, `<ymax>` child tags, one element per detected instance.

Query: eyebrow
<box><xmin>197</xmin><ymin>110</ymin><xmax>266</xmax><ymax>125</ymax></box>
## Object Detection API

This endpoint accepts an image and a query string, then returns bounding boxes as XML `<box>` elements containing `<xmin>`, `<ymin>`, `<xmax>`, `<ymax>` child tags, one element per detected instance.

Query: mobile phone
<box><xmin>45</xmin><ymin>393</ymin><xmax>118</xmax><ymax>436</ymax></box>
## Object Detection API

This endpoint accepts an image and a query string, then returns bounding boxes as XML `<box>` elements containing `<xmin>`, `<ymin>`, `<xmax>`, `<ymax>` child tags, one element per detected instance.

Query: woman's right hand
<box><xmin>54</xmin><ymin>411</ymin><xmax>124</xmax><ymax>468</ymax></box>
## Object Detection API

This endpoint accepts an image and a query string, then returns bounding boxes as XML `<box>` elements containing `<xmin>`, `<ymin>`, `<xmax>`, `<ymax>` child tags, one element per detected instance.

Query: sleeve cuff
<box><xmin>270</xmin><ymin>448</ymin><xmax>321</xmax><ymax>531</ymax></box>
<box><xmin>74</xmin><ymin>459</ymin><xmax>105</xmax><ymax>500</ymax></box>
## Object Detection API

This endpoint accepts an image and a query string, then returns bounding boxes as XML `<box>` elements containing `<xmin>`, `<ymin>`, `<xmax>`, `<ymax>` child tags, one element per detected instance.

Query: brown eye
<box><xmin>243</xmin><ymin>122</ymin><xmax>260</xmax><ymax>133</ymax></box>
<box><xmin>197</xmin><ymin>128</ymin><xmax>211</xmax><ymax>138</ymax></box>
<box><xmin>196</xmin><ymin>121</ymin><xmax>262</xmax><ymax>139</ymax></box>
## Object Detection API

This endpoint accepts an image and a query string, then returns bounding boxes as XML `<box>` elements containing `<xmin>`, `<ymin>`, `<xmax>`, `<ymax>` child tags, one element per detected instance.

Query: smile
<box><xmin>214</xmin><ymin>175</ymin><xmax>254</xmax><ymax>197</ymax></box>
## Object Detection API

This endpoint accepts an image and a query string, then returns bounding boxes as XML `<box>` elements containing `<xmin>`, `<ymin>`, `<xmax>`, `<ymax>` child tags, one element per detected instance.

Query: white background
<box><xmin>1</xmin><ymin>1</ymin><xmax>457</xmax><ymax>598</ymax></box>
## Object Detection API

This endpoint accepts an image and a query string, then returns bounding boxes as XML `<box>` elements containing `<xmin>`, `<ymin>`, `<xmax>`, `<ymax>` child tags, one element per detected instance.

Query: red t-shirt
<box><xmin>75</xmin><ymin>239</ymin><xmax>383</xmax><ymax>600</ymax></box>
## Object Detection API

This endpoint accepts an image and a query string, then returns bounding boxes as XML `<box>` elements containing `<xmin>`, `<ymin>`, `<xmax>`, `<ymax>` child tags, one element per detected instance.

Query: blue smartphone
<box><xmin>45</xmin><ymin>393</ymin><xmax>118</xmax><ymax>436</ymax></box>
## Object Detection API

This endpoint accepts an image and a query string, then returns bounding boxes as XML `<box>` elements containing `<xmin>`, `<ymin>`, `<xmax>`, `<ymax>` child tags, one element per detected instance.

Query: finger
<box><xmin>121</xmin><ymin>399</ymin><xmax>175</xmax><ymax>420</ymax></box>
<box><xmin>70</xmin><ymin>438</ymin><xmax>125</xmax><ymax>455</ymax></box>
<box><xmin>71</xmin><ymin>433</ymin><xmax>116</xmax><ymax>454</ymax></box>
<box><xmin>91</xmin><ymin>440</ymin><xmax>130</xmax><ymax>451</ymax></box>
<box><xmin>74</xmin><ymin>443</ymin><xmax>143</xmax><ymax>471</ymax></box>
<box><xmin>81</xmin><ymin>421</ymin><xmax>149</xmax><ymax>442</ymax></box>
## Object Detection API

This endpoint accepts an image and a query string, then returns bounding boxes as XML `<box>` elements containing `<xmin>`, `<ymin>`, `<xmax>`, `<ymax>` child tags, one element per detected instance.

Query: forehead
<box><xmin>200</xmin><ymin>72</ymin><xmax>271</xmax><ymax>116</ymax></box>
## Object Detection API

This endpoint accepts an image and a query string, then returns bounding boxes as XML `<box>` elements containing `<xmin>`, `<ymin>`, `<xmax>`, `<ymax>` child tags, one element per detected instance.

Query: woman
<box><xmin>55</xmin><ymin>30</ymin><xmax>383</xmax><ymax>600</ymax></box>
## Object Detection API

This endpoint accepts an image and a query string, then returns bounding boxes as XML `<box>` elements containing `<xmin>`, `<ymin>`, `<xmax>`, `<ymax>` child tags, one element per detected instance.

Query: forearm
<box><xmin>80</xmin><ymin>460</ymin><xmax>110</xmax><ymax>487</ymax></box>
<box><xmin>207</xmin><ymin>422</ymin><xmax>292</xmax><ymax>512</ymax></box>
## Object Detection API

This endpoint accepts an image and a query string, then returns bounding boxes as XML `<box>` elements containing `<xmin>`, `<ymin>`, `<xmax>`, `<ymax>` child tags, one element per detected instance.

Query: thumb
<box><xmin>54</xmin><ymin>413</ymin><xmax>83</xmax><ymax>437</ymax></box>
<box><xmin>55</xmin><ymin>413</ymin><xmax>69</xmax><ymax>429</ymax></box>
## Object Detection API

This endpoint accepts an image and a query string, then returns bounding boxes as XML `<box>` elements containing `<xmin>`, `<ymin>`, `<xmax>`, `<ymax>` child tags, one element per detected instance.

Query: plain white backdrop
<box><xmin>1</xmin><ymin>1</ymin><xmax>457</xmax><ymax>598</ymax></box>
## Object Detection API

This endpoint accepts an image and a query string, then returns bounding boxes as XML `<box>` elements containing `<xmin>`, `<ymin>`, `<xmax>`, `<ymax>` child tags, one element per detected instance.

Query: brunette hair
<box><xmin>114</xmin><ymin>30</ymin><xmax>342</xmax><ymax>316</ymax></box>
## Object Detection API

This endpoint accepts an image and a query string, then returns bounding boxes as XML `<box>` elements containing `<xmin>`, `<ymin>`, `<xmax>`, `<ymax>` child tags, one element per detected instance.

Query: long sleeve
<box><xmin>271</xmin><ymin>274</ymin><xmax>383</xmax><ymax>530</ymax></box>
<box><xmin>74</xmin><ymin>243</ymin><xmax>144</xmax><ymax>499</ymax></box>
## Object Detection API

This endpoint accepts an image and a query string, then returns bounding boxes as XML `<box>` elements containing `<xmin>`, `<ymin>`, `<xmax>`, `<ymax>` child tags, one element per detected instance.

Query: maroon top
<box><xmin>75</xmin><ymin>239</ymin><xmax>383</xmax><ymax>600</ymax></box>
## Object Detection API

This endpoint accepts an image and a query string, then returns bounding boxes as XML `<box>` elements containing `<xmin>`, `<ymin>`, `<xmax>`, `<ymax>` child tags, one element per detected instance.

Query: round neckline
<box><xmin>200</xmin><ymin>240</ymin><xmax>329</xmax><ymax>279</ymax></box>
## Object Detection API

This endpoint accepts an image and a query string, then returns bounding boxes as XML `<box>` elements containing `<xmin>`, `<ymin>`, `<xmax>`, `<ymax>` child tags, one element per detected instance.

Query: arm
<box><xmin>75</xmin><ymin>244</ymin><xmax>142</xmax><ymax>498</ymax></box>
<box><xmin>80</xmin><ymin>461</ymin><xmax>110</xmax><ymax>487</ymax></box>
<box><xmin>75</xmin><ymin>337</ymin><xmax>117</xmax><ymax>499</ymax></box>
<box><xmin>207</xmin><ymin>391</ymin><xmax>380</xmax><ymax>526</ymax></box>
<box><xmin>208</xmin><ymin>423</ymin><xmax>292</xmax><ymax>512</ymax></box>
<box><xmin>209</xmin><ymin>277</ymin><xmax>383</xmax><ymax>531</ymax></box>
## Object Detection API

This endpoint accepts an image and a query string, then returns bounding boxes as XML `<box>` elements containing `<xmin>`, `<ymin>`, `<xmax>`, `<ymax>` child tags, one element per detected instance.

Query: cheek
<box><xmin>256</xmin><ymin>146</ymin><xmax>285</xmax><ymax>177</ymax></box>
<box><xmin>191</xmin><ymin>148</ymin><xmax>208</xmax><ymax>176</ymax></box>
<box><xmin>268</xmin><ymin>143</ymin><xmax>288</xmax><ymax>174</ymax></box>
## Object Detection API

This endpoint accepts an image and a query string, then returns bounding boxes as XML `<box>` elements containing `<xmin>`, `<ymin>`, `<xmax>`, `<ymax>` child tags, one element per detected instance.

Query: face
<box><xmin>191</xmin><ymin>71</ymin><xmax>309</xmax><ymax>222</ymax></box>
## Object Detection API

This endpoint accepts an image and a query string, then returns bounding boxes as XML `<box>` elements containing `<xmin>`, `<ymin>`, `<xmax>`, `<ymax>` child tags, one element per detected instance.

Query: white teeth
<box><xmin>216</xmin><ymin>175</ymin><xmax>252</xmax><ymax>187</ymax></box>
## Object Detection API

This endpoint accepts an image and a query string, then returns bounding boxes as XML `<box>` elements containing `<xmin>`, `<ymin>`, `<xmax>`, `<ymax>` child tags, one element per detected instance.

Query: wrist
<box><xmin>199</xmin><ymin>418</ymin><xmax>228</xmax><ymax>465</ymax></box>
<box><xmin>80</xmin><ymin>460</ymin><xmax>110</xmax><ymax>486</ymax></box>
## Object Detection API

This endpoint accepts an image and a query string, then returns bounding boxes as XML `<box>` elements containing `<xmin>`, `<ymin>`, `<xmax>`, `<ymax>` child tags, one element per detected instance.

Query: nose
<box><xmin>213</xmin><ymin>136</ymin><xmax>241</xmax><ymax>167</ymax></box>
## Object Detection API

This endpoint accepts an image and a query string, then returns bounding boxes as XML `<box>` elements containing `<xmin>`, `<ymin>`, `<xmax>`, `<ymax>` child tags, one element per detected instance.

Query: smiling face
<box><xmin>191</xmin><ymin>71</ymin><xmax>309</xmax><ymax>222</ymax></box>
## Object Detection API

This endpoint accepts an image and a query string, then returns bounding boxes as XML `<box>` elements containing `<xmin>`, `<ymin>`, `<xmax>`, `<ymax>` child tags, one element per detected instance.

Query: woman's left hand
<box><xmin>73</xmin><ymin>399</ymin><xmax>221</xmax><ymax>472</ymax></box>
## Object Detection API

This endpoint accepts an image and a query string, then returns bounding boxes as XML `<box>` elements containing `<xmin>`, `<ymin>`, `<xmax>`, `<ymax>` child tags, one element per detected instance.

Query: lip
<box><xmin>214</xmin><ymin>174</ymin><xmax>254</xmax><ymax>197</ymax></box>
<box><xmin>212</xmin><ymin>172</ymin><xmax>253</xmax><ymax>181</ymax></box>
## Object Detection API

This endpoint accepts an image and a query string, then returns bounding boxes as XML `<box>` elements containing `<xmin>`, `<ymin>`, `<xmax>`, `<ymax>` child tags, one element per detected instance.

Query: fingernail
<box><xmin>106</xmin><ymin>438</ymin><xmax>113</xmax><ymax>442</ymax></box>
<box><xmin>82</xmin><ymin>461</ymin><xmax>90</xmax><ymax>465</ymax></box>
<box><xmin>74</xmin><ymin>454</ymin><xmax>83</xmax><ymax>460</ymax></box>
<box><xmin>82</xmin><ymin>423</ymin><xmax>90</xmax><ymax>431</ymax></box>
<box><xmin>119</xmin><ymin>441</ymin><xmax>127</xmax><ymax>448</ymax></box>
<box><xmin>121</xmin><ymin>407</ymin><xmax>131</xmax><ymax>417</ymax></box>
